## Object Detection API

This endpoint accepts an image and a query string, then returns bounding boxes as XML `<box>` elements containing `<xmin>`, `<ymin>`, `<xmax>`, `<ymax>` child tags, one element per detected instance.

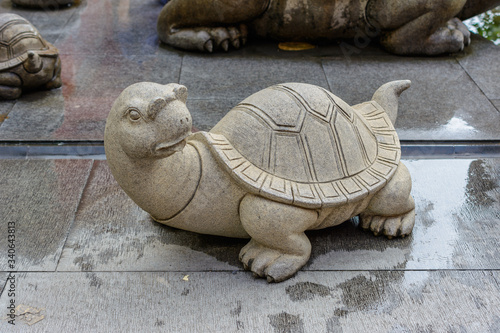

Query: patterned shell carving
<box><xmin>0</xmin><ymin>14</ymin><xmax>58</xmax><ymax>71</ymax></box>
<box><xmin>198</xmin><ymin>83</ymin><xmax>401</xmax><ymax>209</ymax></box>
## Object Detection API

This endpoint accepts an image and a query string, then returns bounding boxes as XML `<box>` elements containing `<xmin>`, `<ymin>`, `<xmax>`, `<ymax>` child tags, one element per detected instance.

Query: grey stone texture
<box><xmin>1</xmin><ymin>271</ymin><xmax>500</xmax><ymax>332</ymax></box>
<box><xmin>322</xmin><ymin>56</ymin><xmax>500</xmax><ymax>141</ymax></box>
<box><xmin>1</xmin><ymin>158</ymin><xmax>500</xmax><ymax>331</ymax></box>
<box><xmin>493</xmin><ymin>99</ymin><xmax>500</xmax><ymax>112</ymax></box>
<box><xmin>0</xmin><ymin>159</ymin><xmax>92</xmax><ymax>271</ymax></box>
<box><xmin>0</xmin><ymin>0</ymin><xmax>499</xmax><ymax>141</ymax></box>
<box><xmin>158</xmin><ymin>0</ymin><xmax>500</xmax><ymax>55</ymax></box>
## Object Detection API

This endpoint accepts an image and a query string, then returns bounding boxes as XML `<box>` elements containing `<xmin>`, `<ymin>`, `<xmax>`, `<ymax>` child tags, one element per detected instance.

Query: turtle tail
<box><xmin>371</xmin><ymin>80</ymin><xmax>411</xmax><ymax>125</ymax></box>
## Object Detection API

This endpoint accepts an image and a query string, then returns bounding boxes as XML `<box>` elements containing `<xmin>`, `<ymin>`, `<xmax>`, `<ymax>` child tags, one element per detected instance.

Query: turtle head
<box><xmin>372</xmin><ymin>80</ymin><xmax>411</xmax><ymax>125</ymax></box>
<box><xmin>105</xmin><ymin>82</ymin><xmax>192</xmax><ymax>160</ymax></box>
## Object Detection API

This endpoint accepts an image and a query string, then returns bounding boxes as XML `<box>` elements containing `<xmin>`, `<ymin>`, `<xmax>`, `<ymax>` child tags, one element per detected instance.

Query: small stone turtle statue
<box><xmin>158</xmin><ymin>0</ymin><xmax>500</xmax><ymax>55</ymax></box>
<box><xmin>11</xmin><ymin>0</ymin><xmax>74</xmax><ymax>8</ymax></box>
<box><xmin>105</xmin><ymin>80</ymin><xmax>415</xmax><ymax>282</ymax></box>
<box><xmin>0</xmin><ymin>14</ymin><xmax>62</xmax><ymax>100</ymax></box>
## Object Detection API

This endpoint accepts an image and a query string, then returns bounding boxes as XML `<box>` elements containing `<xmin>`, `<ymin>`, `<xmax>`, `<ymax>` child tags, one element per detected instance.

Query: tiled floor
<box><xmin>0</xmin><ymin>0</ymin><xmax>499</xmax><ymax>331</ymax></box>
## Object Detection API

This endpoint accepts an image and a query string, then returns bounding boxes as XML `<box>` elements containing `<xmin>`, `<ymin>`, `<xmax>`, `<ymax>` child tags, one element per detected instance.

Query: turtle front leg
<box><xmin>360</xmin><ymin>162</ymin><xmax>415</xmax><ymax>238</ymax></box>
<box><xmin>367</xmin><ymin>0</ymin><xmax>471</xmax><ymax>55</ymax></box>
<box><xmin>157</xmin><ymin>0</ymin><xmax>269</xmax><ymax>52</ymax></box>
<box><xmin>239</xmin><ymin>194</ymin><xmax>317</xmax><ymax>282</ymax></box>
<box><xmin>0</xmin><ymin>72</ymin><xmax>22</xmax><ymax>100</ymax></box>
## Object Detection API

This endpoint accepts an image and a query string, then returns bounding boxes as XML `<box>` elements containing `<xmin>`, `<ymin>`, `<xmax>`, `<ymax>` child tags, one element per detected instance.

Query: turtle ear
<box><xmin>173</xmin><ymin>85</ymin><xmax>188</xmax><ymax>103</ymax></box>
<box><xmin>147</xmin><ymin>97</ymin><xmax>167</xmax><ymax>120</ymax></box>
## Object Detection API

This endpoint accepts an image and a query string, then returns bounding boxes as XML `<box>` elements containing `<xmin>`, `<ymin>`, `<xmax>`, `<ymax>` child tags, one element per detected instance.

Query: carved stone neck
<box><xmin>109</xmin><ymin>144</ymin><xmax>201</xmax><ymax>220</ymax></box>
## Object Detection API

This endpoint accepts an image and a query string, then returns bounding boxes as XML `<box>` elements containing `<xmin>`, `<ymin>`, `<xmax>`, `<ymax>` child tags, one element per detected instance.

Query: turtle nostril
<box><xmin>180</xmin><ymin>119</ymin><xmax>184</xmax><ymax>124</ymax></box>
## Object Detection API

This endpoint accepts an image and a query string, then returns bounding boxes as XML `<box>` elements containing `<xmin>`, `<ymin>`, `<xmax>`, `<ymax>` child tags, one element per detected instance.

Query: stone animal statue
<box><xmin>157</xmin><ymin>0</ymin><xmax>500</xmax><ymax>55</ymax></box>
<box><xmin>11</xmin><ymin>0</ymin><xmax>74</xmax><ymax>8</ymax></box>
<box><xmin>105</xmin><ymin>80</ymin><xmax>415</xmax><ymax>282</ymax></box>
<box><xmin>0</xmin><ymin>14</ymin><xmax>62</xmax><ymax>100</ymax></box>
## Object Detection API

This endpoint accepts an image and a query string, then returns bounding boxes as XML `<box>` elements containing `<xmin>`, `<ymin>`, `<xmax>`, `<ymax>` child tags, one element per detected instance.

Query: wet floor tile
<box><xmin>0</xmin><ymin>271</ymin><xmax>499</xmax><ymax>331</ymax></box>
<box><xmin>180</xmin><ymin>55</ymin><xmax>330</xmax><ymax>100</ymax></box>
<box><xmin>58</xmin><ymin>158</ymin><xmax>500</xmax><ymax>273</ymax></box>
<box><xmin>493</xmin><ymin>99</ymin><xmax>500</xmax><ymax>112</ymax></box>
<box><xmin>0</xmin><ymin>159</ymin><xmax>92</xmax><ymax>271</ymax></box>
<box><xmin>456</xmin><ymin>35</ymin><xmax>500</xmax><ymax>100</ymax></box>
<box><xmin>322</xmin><ymin>57</ymin><xmax>500</xmax><ymax>141</ymax></box>
<box><xmin>187</xmin><ymin>98</ymin><xmax>243</xmax><ymax>132</ymax></box>
<box><xmin>24</xmin><ymin>4</ymin><xmax>79</xmax><ymax>44</ymax></box>
<box><xmin>56</xmin><ymin>160</ymin><xmax>244</xmax><ymax>272</ymax></box>
<box><xmin>0</xmin><ymin>53</ymin><xmax>182</xmax><ymax>140</ymax></box>
<box><xmin>54</xmin><ymin>0</ymin><xmax>164</xmax><ymax>56</ymax></box>
<box><xmin>308</xmin><ymin>158</ymin><xmax>500</xmax><ymax>271</ymax></box>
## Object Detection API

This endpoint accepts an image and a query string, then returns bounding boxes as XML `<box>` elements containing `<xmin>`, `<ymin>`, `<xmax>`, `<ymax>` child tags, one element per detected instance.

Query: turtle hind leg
<box><xmin>0</xmin><ymin>73</ymin><xmax>22</xmax><ymax>100</ymax></box>
<box><xmin>239</xmin><ymin>194</ymin><xmax>317</xmax><ymax>282</ymax></box>
<box><xmin>360</xmin><ymin>162</ymin><xmax>415</xmax><ymax>239</ymax></box>
<box><xmin>367</xmin><ymin>0</ymin><xmax>470</xmax><ymax>55</ymax></box>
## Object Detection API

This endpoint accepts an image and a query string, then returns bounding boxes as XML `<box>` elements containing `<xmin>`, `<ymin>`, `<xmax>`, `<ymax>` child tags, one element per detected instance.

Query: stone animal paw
<box><xmin>239</xmin><ymin>239</ymin><xmax>308</xmax><ymax>283</ymax></box>
<box><xmin>424</xmin><ymin>19</ymin><xmax>471</xmax><ymax>54</ymax></box>
<box><xmin>0</xmin><ymin>72</ymin><xmax>22</xmax><ymax>100</ymax></box>
<box><xmin>360</xmin><ymin>209</ymin><xmax>415</xmax><ymax>239</ymax></box>
<box><xmin>165</xmin><ymin>24</ymin><xmax>247</xmax><ymax>52</ymax></box>
<box><xmin>447</xmin><ymin>18</ymin><xmax>471</xmax><ymax>46</ymax></box>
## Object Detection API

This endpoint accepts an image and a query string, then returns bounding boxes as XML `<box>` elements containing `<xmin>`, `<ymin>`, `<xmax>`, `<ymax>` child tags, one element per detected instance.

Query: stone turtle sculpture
<box><xmin>105</xmin><ymin>81</ymin><xmax>415</xmax><ymax>282</ymax></box>
<box><xmin>158</xmin><ymin>0</ymin><xmax>500</xmax><ymax>55</ymax></box>
<box><xmin>0</xmin><ymin>14</ymin><xmax>62</xmax><ymax>100</ymax></box>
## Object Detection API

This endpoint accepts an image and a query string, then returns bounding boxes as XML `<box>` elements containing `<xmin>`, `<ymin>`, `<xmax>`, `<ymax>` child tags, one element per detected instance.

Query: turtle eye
<box><xmin>127</xmin><ymin>109</ymin><xmax>142</xmax><ymax>122</ymax></box>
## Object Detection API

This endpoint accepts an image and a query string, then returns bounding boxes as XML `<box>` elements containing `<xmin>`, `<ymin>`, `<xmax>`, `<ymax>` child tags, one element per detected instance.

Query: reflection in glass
<box><xmin>464</xmin><ymin>6</ymin><xmax>500</xmax><ymax>45</ymax></box>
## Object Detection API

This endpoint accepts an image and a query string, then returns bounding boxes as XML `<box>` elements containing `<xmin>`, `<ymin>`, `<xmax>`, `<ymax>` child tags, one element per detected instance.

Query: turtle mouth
<box><xmin>154</xmin><ymin>132</ymin><xmax>191</xmax><ymax>155</ymax></box>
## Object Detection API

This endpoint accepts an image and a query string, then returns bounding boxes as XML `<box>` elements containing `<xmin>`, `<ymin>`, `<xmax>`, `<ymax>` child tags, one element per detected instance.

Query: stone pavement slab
<box><xmin>57</xmin><ymin>160</ymin><xmax>243</xmax><ymax>272</ymax></box>
<box><xmin>188</xmin><ymin>98</ymin><xmax>243</xmax><ymax>132</ymax></box>
<box><xmin>493</xmin><ymin>99</ymin><xmax>500</xmax><ymax>112</ymax></box>
<box><xmin>179</xmin><ymin>55</ymin><xmax>330</xmax><ymax>100</ymax></box>
<box><xmin>52</xmin><ymin>0</ymin><xmax>163</xmax><ymax>56</ymax></box>
<box><xmin>0</xmin><ymin>271</ymin><xmax>499</xmax><ymax>332</ymax></box>
<box><xmin>57</xmin><ymin>158</ymin><xmax>500</xmax><ymax>273</ymax></box>
<box><xmin>0</xmin><ymin>159</ymin><xmax>92</xmax><ymax>271</ymax></box>
<box><xmin>0</xmin><ymin>0</ymin><xmax>499</xmax><ymax>142</ymax></box>
<box><xmin>0</xmin><ymin>53</ymin><xmax>182</xmax><ymax>140</ymax></box>
<box><xmin>457</xmin><ymin>34</ymin><xmax>500</xmax><ymax>100</ymax></box>
<box><xmin>322</xmin><ymin>56</ymin><xmax>500</xmax><ymax>141</ymax></box>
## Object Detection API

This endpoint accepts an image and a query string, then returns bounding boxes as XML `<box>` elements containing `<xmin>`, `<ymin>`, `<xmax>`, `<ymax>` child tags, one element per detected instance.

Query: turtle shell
<box><xmin>197</xmin><ymin>83</ymin><xmax>401</xmax><ymax>209</ymax></box>
<box><xmin>0</xmin><ymin>14</ymin><xmax>58</xmax><ymax>71</ymax></box>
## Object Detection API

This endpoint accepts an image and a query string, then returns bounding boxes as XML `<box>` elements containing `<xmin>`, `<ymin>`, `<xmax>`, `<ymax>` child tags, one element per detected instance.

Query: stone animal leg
<box><xmin>0</xmin><ymin>72</ymin><xmax>22</xmax><ymax>100</ymax></box>
<box><xmin>458</xmin><ymin>0</ymin><xmax>500</xmax><ymax>20</ymax></box>
<box><xmin>44</xmin><ymin>57</ymin><xmax>63</xmax><ymax>90</ymax></box>
<box><xmin>360</xmin><ymin>162</ymin><xmax>415</xmax><ymax>238</ymax></box>
<box><xmin>239</xmin><ymin>194</ymin><xmax>317</xmax><ymax>282</ymax></box>
<box><xmin>157</xmin><ymin>0</ymin><xmax>270</xmax><ymax>52</ymax></box>
<box><xmin>367</xmin><ymin>0</ymin><xmax>471</xmax><ymax>55</ymax></box>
